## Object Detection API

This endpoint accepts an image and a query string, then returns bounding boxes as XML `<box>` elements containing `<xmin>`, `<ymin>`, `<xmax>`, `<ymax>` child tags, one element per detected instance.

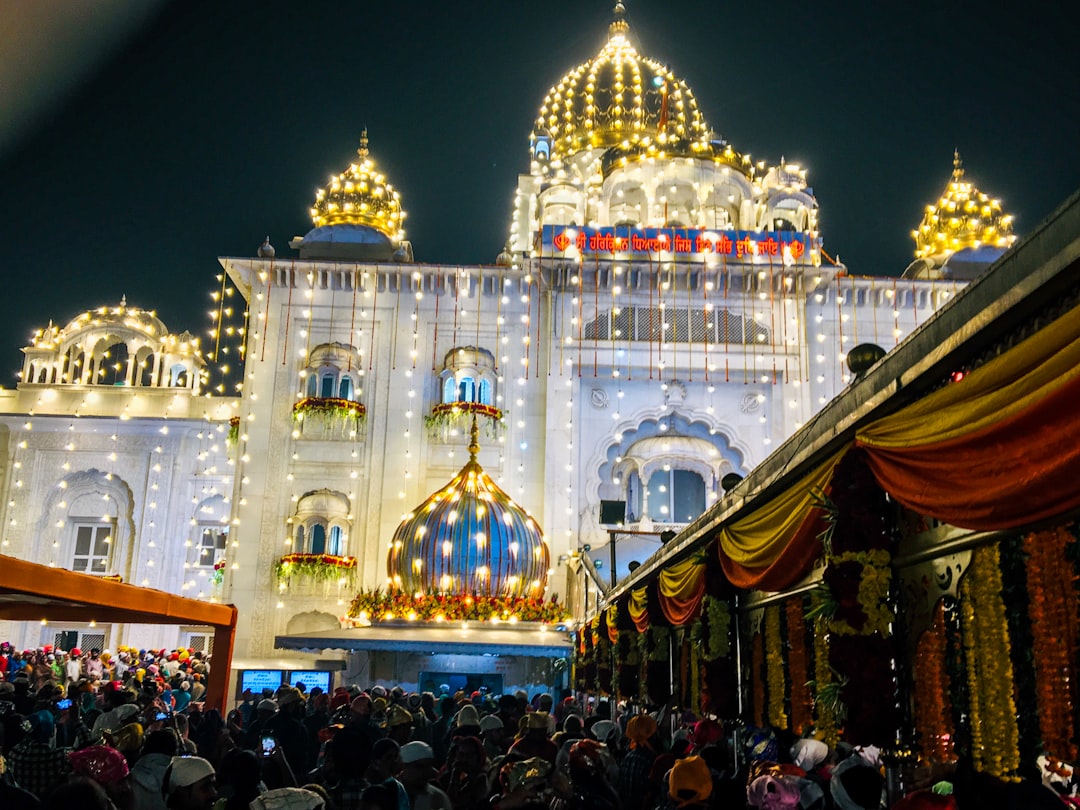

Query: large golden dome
<box><xmin>535</xmin><ymin>4</ymin><xmax>709</xmax><ymax>159</ymax></box>
<box><xmin>913</xmin><ymin>151</ymin><xmax>1015</xmax><ymax>260</ymax></box>
<box><xmin>387</xmin><ymin>420</ymin><xmax>549</xmax><ymax>598</ymax></box>
<box><xmin>310</xmin><ymin>130</ymin><xmax>405</xmax><ymax>240</ymax></box>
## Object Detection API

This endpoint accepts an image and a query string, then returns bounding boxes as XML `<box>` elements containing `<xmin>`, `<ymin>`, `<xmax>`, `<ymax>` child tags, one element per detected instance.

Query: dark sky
<box><xmin>1</xmin><ymin>0</ymin><xmax>1078</xmax><ymax>381</ymax></box>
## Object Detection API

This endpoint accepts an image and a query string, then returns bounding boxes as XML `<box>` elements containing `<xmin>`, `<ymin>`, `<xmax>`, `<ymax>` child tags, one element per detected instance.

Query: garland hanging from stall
<box><xmin>764</xmin><ymin>604</ymin><xmax>789</xmax><ymax>730</ymax></box>
<box><xmin>912</xmin><ymin>600</ymin><xmax>956</xmax><ymax>764</ymax></box>
<box><xmin>960</xmin><ymin>544</ymin><xmax>1020</xmax><ymax>778</ymax></box>
<box><xmin>785</xmin><ymin>595</ymin><xmax>813</xmax><ymax>735</ymax></box>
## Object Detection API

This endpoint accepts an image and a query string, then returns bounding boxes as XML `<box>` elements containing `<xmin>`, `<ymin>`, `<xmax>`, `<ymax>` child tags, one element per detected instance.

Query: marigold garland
<box><xmin>425</xmin><ymin>401</ymin><xmax>504</xmax><ymax>438</ymax></box>
<box><xmin>913</xmin><ymin>601</ymin><xmax>956</xmax><ymax>764</ymax></box>
<box><xmin>689</xmin><ymin>595</ymin><xmax>731</xmax><ymax>662</ymax></box>
<box><xmin>960</xmin><ymin>544</ymin><xmax>1020</xmax><ymax>778</ymax></box>
<box><xmin>347</xmin><ymin>589</ymin><xmax>569</xmax><ymax>624</ymax></box>
<box><xmin>1023</xmin><ymin>528</ymin><xmax>1079</xmax><ymax>761</ymax></box>
<box><xmin>226</xmin><ymin>415</ymin><xmax>240</xmax><ymax>447</ymax></box>
<box><xmin>809</xmin><ymin>589</ymin><xmax>840</xmax><ymax>746</ymax></box>
<box><xmin>764</xmin><ymin>605</ymin><xmax>789</xmax><ymax>730</ymax></box>
<box><xmin>275</xmin><ymin>553</ymin><xmax>357</xmax><ymax>583</ymax></box>
<box><xmin>292</xmin><ymin>396</ymin><xmax>366</xmax><ymax>433</ymax></box>
<box><xmin>786</xmin><ymin>595</ymin><xmax>813</xmax><ymax>735</ymax></box>
<box><xmin>821</xmin><ymin>549</ymin><xmax>894</xmax><ymax>636</ymax></box>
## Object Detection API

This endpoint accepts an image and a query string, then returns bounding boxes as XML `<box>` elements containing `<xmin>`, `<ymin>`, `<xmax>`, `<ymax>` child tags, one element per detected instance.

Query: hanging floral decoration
<box><xmin>809</xmin><ymin>587</ymin><xmax>841</xmax><ymax>746</ymax></box>
<box><xmin>785</xmin><ymin>595</ymin><xmax>813</xmax><ymax>735</ymax></box>
<box><xmin>960</xmin><ymin>544</ymin><xmax>1020</xmax><ymax>778</ymax></box>
<box><xmin>209</xmin><ymin>559</ymin><xmax>227</xmax><ymax>587</ymax></box>
<box><xmin>292</xmin><ymin>396</ymin><xmax>366</xmax><ymax>429</ymax></box>
<box><xmin>813</xmin><ymin>448</ymin><xmax>900</xmax><ymax>746</ymax></box>
<box><xmin>764</xmin><ymin>604</ymin><xmax>789</xmax><ymax>730</ymax></box>
<box><xmin>689</xmin><ymin>594</ymin><xmax>731</xmax><ymax>661</ymax></box>
<box><xmin>913</xmin><ymin>600</ymin><xmax>956</xmax><ymax>764</ymax></box>
<box><xmin>425</xmin><ymin>401</ymin><xmax>504</xmax><ymax>437</ymax></box>
<box><xmin>276</xmin><ymin>553</ymin><xmax>357</xmax><ymax>583</ymax></box>
<box><xmin>347</xmin><ymin>589</ymin><xmax>569</xmax><ymax>624</ymax></box>
<box><xmin>226</xmin><ymin>416</ymin><xmax>240</xmax><ymax>447</ymax></box>
<box><xmin>1023</xmin><ymin>527</ymin><xmax>1079</xmax><ymax>761</ymax></box>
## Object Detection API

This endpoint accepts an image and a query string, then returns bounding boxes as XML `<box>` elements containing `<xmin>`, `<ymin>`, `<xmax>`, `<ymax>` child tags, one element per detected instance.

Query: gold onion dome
<box><xmin>310</xmin><ymin>129</ymin><xmax>405</xmax><ymax>240</ymax></box>
<box><xmin>913</xmin><ymin>150</ymin><xmax>1015</xmax><ymax>260</ymax></box>
<box><xmin>535</xmin><ymin>3</ymin><xmax>709</xmax><ymax>160</ymax></box>
<box><xmin>387</xmin><ymin>419</ymin><xmax>549</xmax><ymax>599</ymax></box>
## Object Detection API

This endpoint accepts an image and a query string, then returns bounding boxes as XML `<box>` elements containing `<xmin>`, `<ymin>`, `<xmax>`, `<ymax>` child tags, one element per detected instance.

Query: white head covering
<box><xmin>790</xmin><ymin>738</ymin><xmax>829</xmax><ymax>771</ymax></box>
<box><xmin>249</xmin><ymin>787</ymin><xmax>326</xmax><ymax>809</ymax></box>
<box><xmin>165</xmin><ymin>756</ymin><xmax>215</xmax><ymax>794</ymax></box>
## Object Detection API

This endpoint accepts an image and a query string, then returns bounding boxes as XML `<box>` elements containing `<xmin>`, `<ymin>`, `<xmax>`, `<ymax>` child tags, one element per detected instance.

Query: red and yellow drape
<box><xmin>656</xmin><ymin>556</ymin><xmax>706</xmax><ymax>625</ymax></box>
<box><xmin>857</xmin><ymin>310</ymin><xmax>1080</xmax><ymax>529</ymax></box>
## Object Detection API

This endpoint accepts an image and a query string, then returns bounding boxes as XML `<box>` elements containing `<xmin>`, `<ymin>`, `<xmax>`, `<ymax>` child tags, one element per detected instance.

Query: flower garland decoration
<box><xmin>689</xmin><ymin>594</ymin><xmax>731</xmax><ymax>662</ymax></box>
<box><xmin>292</xmin><ymin>396</ymin><xmax>366</xmax><ymax>431</ymax></box>
<box><xmin>275</xmin><ymin>553</ymin><xmax>357</xmax><ymax>583</ymax></box>
<box><xmin>1023</xmin><ymin>527</ymin><xmax>1079</xmax><ymax>761</ymax></box>
<box><xmin>425</xmin><ymin>401</ymin><xmax>504</xmax><ymax>438</ymax></box>
<box><xmin>785</xmin><ymin>595</ymin><xmax>813</xmax><ymax>735</ymax></box>
<box><xmin>764</xmin><ymin>605</ymin><xmax>789</xmax><ymax>730</ymax></box>
<box><xmin>820</xmin><ymin>549</ymin><xmax>894</xmax><ymax>636</ymax></box>
<box><xmin>960</xmin><ymin>544</ymin><xmax>1020</xmax><ymax>778</ymax></box>
<box><xmin>809</xmin><ymin>589</ymin><xmax>840</xmax><ymax>746</ymax></box>
<box><xmin>209</xmin><ymin>559</ymin><xmax>226</xmax><ymax>587</ymax></box>
<box><xmin>226</xmin><ymin>415</ymin><xmax>240</xmax><ymax>447</ymax></box>
<box><xmin>346</xmin><ymin>589</ymin><xmax>570</xmax><ymax>624</ymax></box>
<box><xmin>913</xmin><ymin>600</ymin><xmax>956</xmax><ymax>764</ymax></box>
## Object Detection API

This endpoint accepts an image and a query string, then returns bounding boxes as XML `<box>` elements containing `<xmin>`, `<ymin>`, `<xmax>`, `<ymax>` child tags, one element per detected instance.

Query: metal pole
<box><xmin>609</xmin><ymin>530</ymin><xmax>617</xmax><ymax>589</ymax></box>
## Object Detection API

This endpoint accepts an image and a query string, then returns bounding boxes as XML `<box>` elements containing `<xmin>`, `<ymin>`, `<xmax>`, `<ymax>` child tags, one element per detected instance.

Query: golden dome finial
<box><xmin>912</xmin><ymin>151</ymin><xmax>1016</xmax><ymax>260</ymax></box>
<box><xmin>311</xmin><ymin>129</ymin><xmax>406</xmax><ymax>239</ymax></box>
<box><xmin>610</xmin><ymin>1</ymin><xmax>629</xmax><ymax>36</ymax></box>
<box><xmin>358</xmin><ymin>127</ymin><xmax>369</xmax><ymax>158</ymax></box>
<box><xmin>467</xmin><ymin>414</ymin><xmax>480</xmax><ymax>462</ymax></box>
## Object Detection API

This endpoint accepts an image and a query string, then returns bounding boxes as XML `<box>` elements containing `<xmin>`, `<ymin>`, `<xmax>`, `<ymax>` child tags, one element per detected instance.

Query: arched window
<box><xmin>458</xmin><ymin>376</ymin><xmax>475</xmax><ymax>403</ymax></box>
<box><xmin>310</xmin><ymin>524</ymin><xmax>327</xmax><ymax>555</ymax></box>
<box><xmin>306</xmin><ymin>375</ymin><xmax>318</xmax><ymax>397</ymax></box>
<box><xmin>328</xmin><ymin>526</ymin><xmax>344</xmax><ymax>556</ymax></box>
<box><xmin>339</xmin><ymin>377</ymin><xmax>353</xmax><ymax>400</ymax></box>
<box><xmin>478</xmin><ymin>379</ymin><xmax>492</xmax><ymax>406</ymax></box>
<box><xmin>645</xmin><ymin>469</ymin><xmax>706</xmax><ymax>523</ymax></box>
<box><xmin>443</xmin><ymin>377</ymin><xmax>456</xmax><ymax>403</ymax></box>
<box><xmin>295</xmin><ymin>524</ymin><xmax>305</xmax><ymax>551</ymax></box>
<box><xmin>320</xmin><ymin>373</ymin><xmax>335</xmax><ymax>399</ymax></box>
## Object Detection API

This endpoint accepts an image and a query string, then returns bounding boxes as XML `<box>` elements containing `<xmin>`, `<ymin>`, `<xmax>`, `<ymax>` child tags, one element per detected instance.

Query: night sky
<box><xmin>1</xmin><ymin>1</ymin><xmax>1078</xmax><ymax>382</ymax></box>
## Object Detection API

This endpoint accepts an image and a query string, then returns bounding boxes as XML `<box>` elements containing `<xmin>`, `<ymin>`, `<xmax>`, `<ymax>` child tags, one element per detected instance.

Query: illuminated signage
<box><xmin>541</xmin><ymin>225</ymin><xmax>816</xmax><ymax>261</ymax></box>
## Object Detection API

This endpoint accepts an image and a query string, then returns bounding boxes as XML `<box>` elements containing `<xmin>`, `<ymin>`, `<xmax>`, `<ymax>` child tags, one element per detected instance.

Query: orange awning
<box><xmin>0</xmin><ymin>555</ymin><xmax>237</xmax><ymax>715</ymax></box>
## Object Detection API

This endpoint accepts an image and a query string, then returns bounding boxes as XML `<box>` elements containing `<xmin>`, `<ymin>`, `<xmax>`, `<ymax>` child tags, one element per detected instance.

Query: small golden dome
<box><xmin>310</xmin><ymin>130</ymin><xmax>406</xmax><ymax>240</ymax></box>
<box><xmin>387</xmin><ymin>419</ymin><xmax>549</xmax><ymax>598</ymax></box>
<box><xmin>913</xmin><ymin>151</ymin><xmax>1015</xmax><ymax>260</ymax></box>
<box><xmin>535</xmin><ymin>6</ymin><xmax>709</xmax><ymax>160</ymax></box>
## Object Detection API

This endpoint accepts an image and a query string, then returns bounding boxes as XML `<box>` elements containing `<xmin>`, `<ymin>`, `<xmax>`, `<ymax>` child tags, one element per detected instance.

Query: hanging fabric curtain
<box><xmin>856</xmin><ymin>307</ymin><xmax>1080</xmax><ymax>529</ymax></box>
<box><xmin>606</xmin><ymin>603</ymin><xmax>619</xmax><ymax>644</ymax></box>
<box><xmin>657</xmin><ymin>556</ymin><xmax>706</xmax><ymax>626</ymax></box>
<box><xmin>716</xmin><ymin>447</ymin><xmax>847</xmax><ymax>591</ymax></box>
<box><xmin>628</xmin><ymin>586</ymin><xmax>649</xmax><ymax>632</ymax></box>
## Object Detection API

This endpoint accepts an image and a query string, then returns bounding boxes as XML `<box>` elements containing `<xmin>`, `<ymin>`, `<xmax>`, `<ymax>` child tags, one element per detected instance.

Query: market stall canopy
<box><xmin>276</xmin><ymin>621</ymin><xmax>573</xmax><ymax>658</ymax></box>
<box><xmin>0</xmin><ymin>554</ymin><xmax>237</xmax><ymax>714</ymax></box>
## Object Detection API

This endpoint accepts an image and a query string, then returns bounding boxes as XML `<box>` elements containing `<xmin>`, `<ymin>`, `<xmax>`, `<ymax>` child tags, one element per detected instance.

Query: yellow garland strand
<box><xmin>829</xmin><ymin>549</ymin><xmax>894</xmax><ymax>637</ymax></box>
<box><xmin>765</xmin><ymin>605</ymin><xmax>789</xmax><ymax>730</ymax></box>
<box><xmin>811</xmin><ymin>590</ymin><xmax>840</xmax><ymax>746</ymax></box>
<box><xmin>960</xmin><ymin>544</ymin><xmax>1020</xmax><ymax>778</ymax></box>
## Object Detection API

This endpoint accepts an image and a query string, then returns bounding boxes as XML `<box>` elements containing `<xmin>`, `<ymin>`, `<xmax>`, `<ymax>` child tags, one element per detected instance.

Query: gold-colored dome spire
<box><xmin>535</xmin><ymin>3</ymin><xmax>709</xmax><ymax>160</ymax></box>
<box><xmin>610</xmin><ymin>2</ymin><xmax>629</xmax><ymax>36</ymax></box>
<box><xmin>310</xmin><ymin>130</ymin><xmax>406</xmax><ymax>240</ymax></box>
<box><xmin>913</xmin><ymin>150</ymin><xmax>1016</xmax><ymax>260</ymax></box>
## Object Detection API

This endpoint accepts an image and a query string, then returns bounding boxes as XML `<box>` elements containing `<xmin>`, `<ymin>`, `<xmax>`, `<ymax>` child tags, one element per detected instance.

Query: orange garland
<box><xmin>913</xmin><ymin>601</ymin><xmax>956</xmax><ymax>764</ymax></box>
<box><xmin>1023</xmin><ymin>527</ymin><xmax>1079</xmax><ymax>760</ymax></box>
<box><xmin>786</xmin><ymin>595</ymin><xmax>813</xmax><ymax>734</ymax></box>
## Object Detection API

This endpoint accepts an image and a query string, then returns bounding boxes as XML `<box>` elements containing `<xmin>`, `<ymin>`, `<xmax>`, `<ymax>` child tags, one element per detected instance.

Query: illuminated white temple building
<box><xmin>0</xmin><ymin>5</ymin><xmax>1016</xmax><ymax>691</ymax></box>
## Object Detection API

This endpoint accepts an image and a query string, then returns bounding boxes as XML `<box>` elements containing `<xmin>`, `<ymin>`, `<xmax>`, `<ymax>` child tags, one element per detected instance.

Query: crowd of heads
<box><xmin>2</xmin><ymin>650</ymin><xmax>1078</xmax><ymax>810</ymax></box>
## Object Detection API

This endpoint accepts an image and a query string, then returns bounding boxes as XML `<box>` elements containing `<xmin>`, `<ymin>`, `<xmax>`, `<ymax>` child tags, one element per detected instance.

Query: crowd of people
<box><xmin>1</xmin><ymin>641</ymin><xmax>1078</xmax><ymax>810</ymax></box>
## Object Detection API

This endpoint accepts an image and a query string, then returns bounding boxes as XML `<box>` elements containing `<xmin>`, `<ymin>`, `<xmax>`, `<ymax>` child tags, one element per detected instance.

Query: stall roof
<box><xmin>276</xmin><ymin>622</ymin><xmax>573</xmax><ymax>658</ymax></box>
<box><xmin>0</xmin><ymin>555</ymin><xmax>237</xmax><ymax>714</ymax></box>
